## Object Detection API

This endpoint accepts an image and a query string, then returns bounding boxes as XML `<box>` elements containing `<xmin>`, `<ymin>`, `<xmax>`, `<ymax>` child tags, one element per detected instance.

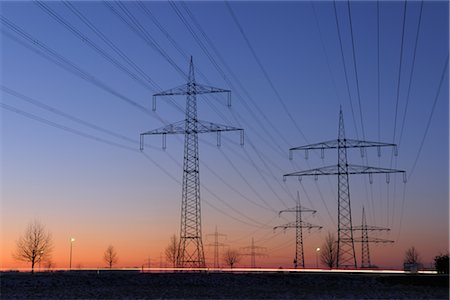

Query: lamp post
<box><xmin>316</xmin><ymin>247</ymin><xmax>320</xmax><ymax>268</ymax></box>
<box><xmin>69</xmin><ymin>238</ymin><xmax>75</xmax><ymax>270</ymax></box>
<box><xmin>39</xmin><ymin>250</ymin><xmax>44</xmax><ymax>271</ymax></box>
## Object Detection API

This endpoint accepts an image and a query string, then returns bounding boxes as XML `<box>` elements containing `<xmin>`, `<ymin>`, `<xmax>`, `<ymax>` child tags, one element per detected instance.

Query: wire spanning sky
<box><xmin>1</xmin><ymin>1</ymin><xmax>448</xmax><ymax>269</ymax></box>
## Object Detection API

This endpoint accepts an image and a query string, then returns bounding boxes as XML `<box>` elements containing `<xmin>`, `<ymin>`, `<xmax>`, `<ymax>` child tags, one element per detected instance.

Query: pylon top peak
<box><xmin>189</xmin><ymin>56</ymin><xmax>195</xmax><ymax>82</ymax></box>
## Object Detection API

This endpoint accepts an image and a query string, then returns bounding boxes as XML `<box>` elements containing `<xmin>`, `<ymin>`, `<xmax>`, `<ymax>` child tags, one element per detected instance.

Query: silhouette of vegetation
<box><xmin>13</xmin><ymin>220</ymin><xmax>53</xmax><ymax>274</ymax></box>
<box><xmin>434</xmin><ymin>253</ymin><xmax>449</xmax><ymax>274</ymax></box>
<box><xmin>404</xmin><ymin>246</ymin><xmax>420</xmax><ymax>265</ymax></box>
<box><xmin>103</xmin><ymin>245</ymin><xmax>118</xmax><ymax>269</ymax></box>
<box><xmin>165</xmin><ymin>234</ymin><xmax>179</xmax><ymax>268</ymax></box>
<box><xmin>223</xmin><ymin>249</ymin><xmax>240</xmax><ymax>268</ymax></box>
<box><xmin>43</xmin><ymin>259</ymin><xmax>55</xmax><ymax>272</ymax></box>
<box><xmin>320</xmin><ymin>232</ymin><xmax>338</xmax><ymax>268</ymax></box>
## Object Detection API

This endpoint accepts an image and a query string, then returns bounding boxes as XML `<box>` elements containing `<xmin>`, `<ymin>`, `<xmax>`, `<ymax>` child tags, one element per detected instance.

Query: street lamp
<box><xmin>69</xmin><ymin>238</ymin><xmax>75</xmax><ymax>270</ymax></box>
<box><xmin>39</xmin><ymin>250</ymin><xmax>44</xmax><ymax>271</ymax></box>
<box><xmin>316</xmin><ymin>247</ymin><xmax>321</xmax><ymax>268</ymax></box>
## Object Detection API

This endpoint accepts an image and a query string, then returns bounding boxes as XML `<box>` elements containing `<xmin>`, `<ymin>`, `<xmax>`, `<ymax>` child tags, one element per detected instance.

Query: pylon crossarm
<box><xmin>197</xmin><ymin>120</ymin><xmax>242</xmax><ymax>133</ymax></box>
<box><xmin>192</xmin><ymin>84</ymin><xmax>230</xmax><ymax>95</ymax></box>
<box><xmin>274</xmin><ymin>222</ymin><xmax>321</xmax><ymax>230</ymax></box>
<box><xmin>153</xmin><ymin>83</ymin><xmax>229</xmax><ymax>96</ymax></box>
<box><xmin>153</xmin><ymin>84</ymin><xmax>191</xmax><ymax>96</ymax></box>
<box><xmin>353</xmin><ymin>238</ymin><xmax>394</xmax><ymax>243</ymax></box>
<box><xmin>140</xmin><ymin>120</ymin><xmax>244</xmax><ymax>149</ymax></box>
<box><xmin>141</xmin><ymin>120</ymin><xmax>242</xmax><ymax>135</ymax></box>
<box><xmin>352</xmin><ymin>225</ymin><xmax>391</xmax><ymax>231</ymax></box>
<box><xmin>300</xmin><ymin>221</ymin><xmax>322</xmax><ymax>230</ymax></box>
<box><xmin>347</xmin><ymin>164</ymin><xmax>405</xmax><ymax>175</ymax></box>
<box><xmin>290</xmin><ymin>139</ymin><xmax>396</xmax><ymax>151</ymax></box>
<box><xmin>273</xmin><ymin>224</ymin><xmax>291</xmax><ymax>231</ymax></box>
<box><xmin>141</xmin><ymin>120</ymin><xmax>186</xmax><ymax>136</ymax></box>
<box><xmin>279</xmin><ymin>207</ymin><xmax>316</xmax><ymax>215</ymax></box>
<box><xmin>289</xmin><ymin>139</ymin><xmax>398</xmax><ymax>160</ymax></box>
<box><xmin>153</xmin><ymin>83</ymin><xmax>231</xmax><ymax>97</ymax></box>
<box><xmin>152</xmin><ymin>84</ymin><xmax>231</xmax><ymax>111</ymax></box>
<box><xmin>284</xmin><ymin>164</ymin><xmax>405</xmax><ymax>178</ymax></box>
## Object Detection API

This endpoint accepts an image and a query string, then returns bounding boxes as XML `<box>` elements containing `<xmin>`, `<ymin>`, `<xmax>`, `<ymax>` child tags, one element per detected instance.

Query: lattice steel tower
<box><xmin>284</xmin><ymin>108</ymin><xmax>405</xmax><ymax>268</ymax></box>
<box><xmin>274</xmin><ymin>192</ymin><xmax>322</xmax><ymax>268</ymax></box>
<box><xmin>140</xmin><ymin>57</ymin><xmax>243</xmax><ymax>268</ymax></box>
<box><xmin>241</xmin><ymin>238</ymin><xmax>266</xmax><ymax>268</ymax></box>
<box><xmin>206</xmin><ymin>226</ymin><xmax>226</xmax><ymax>268</ymax></box>
<box><xmin>352</xmin><ymin>207</ymin><xmax>393</xmax><ymax>268</ymax></box>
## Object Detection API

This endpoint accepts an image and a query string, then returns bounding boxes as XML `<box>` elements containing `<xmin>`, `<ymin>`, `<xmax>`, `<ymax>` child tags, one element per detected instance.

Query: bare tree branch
<box><xmin>13</xmin><ymin>220</ymin><xmax>53</xmax><ymax>274</ymax></box>
<box><xmin>320</xmin><ymin>232</ymin><xmax>339</xmax><ymax>268</ymax></box>
<box><xmin>165</xmin><ymin>234</ymin><xmax>178</xmax><ymax>268</ymax></box>
<box><xmin>223</xmin><ymin>249</ymin><xmax>240</xmax><ymax>268</ymax></box>
<box><xmin>103</xmin><ymin>245</ymin><xmax>118</xmax><ymax>269</ymax></box>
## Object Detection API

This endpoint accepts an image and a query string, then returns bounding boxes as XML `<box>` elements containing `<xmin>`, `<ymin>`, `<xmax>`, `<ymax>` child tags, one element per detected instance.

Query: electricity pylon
<box><xmin>206</xmin><ymin>226</ymin><xmax>227</xmax><ymax>268</ymax></box>
<box><xmin>241</xmin><ymin>237</ymin><xmax>266</xmax><ymax>268</ymax></box>
<box><xmin>140</xmin><ymin>57</ymin><xmax>243</xmax><ymax>268</ymax></box>
<box><xmin>284</xmin><ymin>108</ymin><xmax>405</xmax><ymax>268</ymax></box>
<box><xmin>352</xmin><ymin>207</ymin><xmax>393</xmax><ymax>268</ymax></box>
<box><xmin>273</xmin><ymin>192</ymin><xmax>322</xmax><ymax>268</ymax></box>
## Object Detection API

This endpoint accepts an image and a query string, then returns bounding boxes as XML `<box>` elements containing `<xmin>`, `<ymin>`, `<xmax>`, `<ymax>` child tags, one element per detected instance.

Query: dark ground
<box><xmin>1</xmin><ymin>271</ymin><xmax>449</xmax><ymax>299</ymax></box>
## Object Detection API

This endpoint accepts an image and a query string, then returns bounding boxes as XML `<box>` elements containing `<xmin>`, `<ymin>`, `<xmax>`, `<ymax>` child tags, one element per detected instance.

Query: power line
<box><xmin>408</xmin><ymin>55</ymin><xmax>448</xmax><ymax>179</ymax></box>
<box><xmin>178</xmin><ymin>1</ymin><xmax>294</xmax><ymax>149</ymax></box>
<box><xmin>398</xmin><ymin>0</ymin><xmax>424</xmax><ymax>147</ymax></box>
<box><xmin>0</xmin><ymin>85</ymin><xmax>158</xmax><ymax>151</ymax></box>
<box><xmin>103</xmin><ymin>0</ymin><xmax>295</xmax><ymax>216</ymax></box>
<box><xmin>0</xmin><ymin>16</ymin><xmax>155</xmax><ymax>117</ymax></box>
<box><xmin>310</xmin><ymin>1</ymin><xmax>342</xmax><ymax>106</ymax></box>
<box><xmin>346</xmin><ymin>0</ymin><xmax>366</xmax><ymax>140</ymax></box>
<box><xmin>225</xmin><ymin>1</ymin><xmax>310</xmax><ymax>145</ymax></box>
<box><xmin>377</xmin><ymin>0</ymin><xmax>380</xmax><ymax>144</ymax></box>
<box><xmin>332</xmin><ymin>0</ymin><xmax>360</xmax><ymax>138</ymax></box>
<box><xmin>1</xmin><ymin>102</ymin><xmax>137</xmax><ymax>152</ymax></box>
<box><xmin>391</xmin><ymin>0</ymin><xmax>408</xmax><ymax>149</ymax></box>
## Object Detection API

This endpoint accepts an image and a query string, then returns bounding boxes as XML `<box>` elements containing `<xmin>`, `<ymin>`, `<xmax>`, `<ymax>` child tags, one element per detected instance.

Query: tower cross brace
<box><xmin>352</xmin><ymin>207</ymin><xmax>393</xmax><ymax>268</ymax></box>
<box><xmin>283</xmin><ymin>108</ymin><xmax>405</xmax><ymax>268</ymax></box>
<box><xmin>241</xmin><ymin>237</ymin><xmax>266</xmax><ymax>268</ymax></box>
<box><xmin>206</xmin><ymin>226</ymin><xmax>227</xmax><ymax>268</ymax></box>
<box><xmin>140</xmin><ymin>57</ymin><xmax>243</xmax><ymax>268</ymax></box>
<box><xmin>274</xmin><ymin>192</ymin><xmax>322</xmax><ymax>268</ymax></box>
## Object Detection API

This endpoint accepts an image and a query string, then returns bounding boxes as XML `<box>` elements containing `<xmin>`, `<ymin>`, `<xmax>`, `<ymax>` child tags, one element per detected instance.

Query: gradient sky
<box><xmin>1</xmin><ymin>0</ymin><xmax>448</xmax><ymax>270</ymax></box>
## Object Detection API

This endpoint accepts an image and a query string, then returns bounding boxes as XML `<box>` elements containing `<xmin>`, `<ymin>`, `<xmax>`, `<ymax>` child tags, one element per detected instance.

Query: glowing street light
<box><xmin>316</xmin><ymin>247</ymin><xmax>321</xmax><ymax>268</ymax></box>
<box><xmin>39</xmin><ymin>250</ymin><xmax>44</xmax><ymax>271</ymax></box>
<box><xmin>69</xmin><ymin>238</ymin><xmax>75</xmax><ymax>270</ymax></box>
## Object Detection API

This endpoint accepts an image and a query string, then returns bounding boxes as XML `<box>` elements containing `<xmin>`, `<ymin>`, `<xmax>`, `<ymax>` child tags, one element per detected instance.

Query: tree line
<box><xmin>14</xmin><ymin>220</ymin><xmax>119</xmax><ymax>273</ymax></box>
<box><xmin>13</xmin><ymin>220</ymin><xmax>448</xmax><ymax>273</ymax></box>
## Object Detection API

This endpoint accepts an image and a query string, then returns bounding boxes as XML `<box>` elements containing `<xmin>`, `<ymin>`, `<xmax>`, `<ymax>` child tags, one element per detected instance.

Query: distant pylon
<box><xmin>241</xmin><ymin>237</ymin><xmax>266</xmax><ymax>268</ymax></box>
<box><xmin>352</xmin><ymin>207</ymin><xmax>393</xmax><ymax>268</ymax></box>
<box><xmin>274</xmin><ymin>192</ymin><xmax>322</xmax><ymax>268</ymax></box>
<box><xmin>140</xmin><ymin>57</ymin><xmax>243</xmax><ymax>268</ymax></box>
<box><xmin>284</xmin><ymin>107</ymin><xmax>406</xmax><ymax>268</ymax></box>
<box><xmin>206</xmin><ymin>225</ymin><xmax>227</xmax><ymax>268</ymax></box>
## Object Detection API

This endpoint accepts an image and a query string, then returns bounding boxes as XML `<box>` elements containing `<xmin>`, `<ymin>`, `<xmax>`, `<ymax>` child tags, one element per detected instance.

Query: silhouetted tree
<box><xmin>434</xmin><ymin>253</ymin><xmax>449</xmax><ymax>274</ymax></box>
<box><xmin>224</xmin><ymin>249</ymin><xmax>240</xmax><ymax>268</ymax></box>
<box><xmin>103</xmin><ymin>245</ymin><xmax>118</xmax><ymax>269</ymax></box>
<box><xmin>43</xmin><ymin>259</ymin><xmax>55</xmax><ymax>272</ymax></box>
<box><xmin>165</xmin><ymin>234</ymin><xmax>179</xmax><ymax>268</ymax></box>
<box><xmin>320</xmin><ymin>232</ymin><xmax>338</xmax><ymax>268</ymax></box>
<box><xmin>404</xmin><ymin>246</ymin><xmax>420</xmax><ymax>265</ymax></box>
<box><xmin>13</xmin><ymin>220</ymin><xmax>53</xmax><ymax>274</ymax></box>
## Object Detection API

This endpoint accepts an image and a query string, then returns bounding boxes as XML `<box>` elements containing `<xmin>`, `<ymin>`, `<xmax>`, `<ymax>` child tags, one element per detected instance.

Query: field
<box><xmin>1</xmin><ymin>271</ymin><xmax>448</xmax><ymax>299</ymax></box>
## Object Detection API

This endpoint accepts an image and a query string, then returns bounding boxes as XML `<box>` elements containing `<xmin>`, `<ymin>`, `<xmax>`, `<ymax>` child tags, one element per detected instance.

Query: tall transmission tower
<box><xmin>140</xmin><ymin>57</ymin><xmax>243</xmax><ymax>268</ymax></box>
<box><xmin>273</xmin><ymin>192</ymin><xmax>322</xmax><ymax>268</ymax></box>
<box><xmin>206</xmin><ymin>225</ymin><xmax>227</xmax><ymax>268</ymax></box>
<box><xmin>284</xmin><ymin>108</ymin><xmax>405</xmax><ymax>268</ymax></box>
<box><xmin>241</xmin><ymin>237</ymin><xmax>266</xmax><ymax>268</ymax></box>
<box><xmin>352</xmin><ymin>207</ymin><xmax>393</xmax><ymax>268</ymax></box>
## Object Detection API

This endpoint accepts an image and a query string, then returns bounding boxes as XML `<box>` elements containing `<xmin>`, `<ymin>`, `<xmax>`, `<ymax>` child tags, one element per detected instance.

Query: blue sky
<box><xmin>1</xmin><ymin>1</ymin><xmax>448</xmax><ymax>269</ymax></box>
